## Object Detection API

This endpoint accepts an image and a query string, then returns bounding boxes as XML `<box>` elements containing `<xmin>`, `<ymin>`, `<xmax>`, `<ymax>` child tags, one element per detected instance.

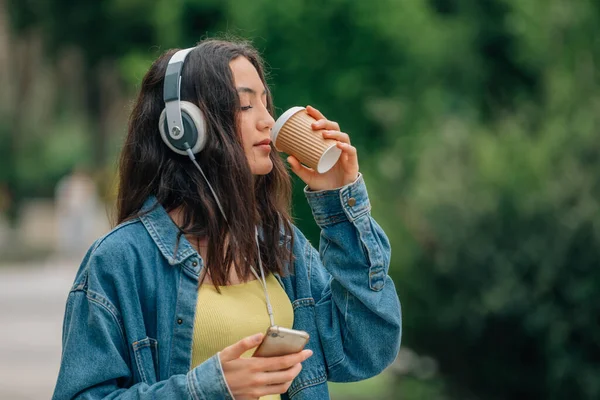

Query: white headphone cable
<box><xmin>185</xmin><ymin>147</ymin><xmax>228</xmax><ymax>224</ymax></box>
<box><xmin>185</xmin><ymin>145</ymin><xmax>276</xmax><ymax>327</ymax></box>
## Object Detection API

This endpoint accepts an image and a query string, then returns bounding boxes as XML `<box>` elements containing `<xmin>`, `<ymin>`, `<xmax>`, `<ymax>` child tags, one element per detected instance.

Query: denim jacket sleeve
<box><xmin>302</xmin><ymin>173</ymin><xmax>402</xmax><ymax>382</ymax></box>
<box><xmin>52</xmin><ymin>246</ymin><xmax>232</xmax><ymax>400</ymax></box>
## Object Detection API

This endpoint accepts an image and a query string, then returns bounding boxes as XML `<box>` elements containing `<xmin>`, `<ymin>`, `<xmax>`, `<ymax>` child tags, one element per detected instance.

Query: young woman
<box><xmin>52</xmin><ymin>39</ymin><xmax>401</xmax><ymax>400</ymax></box>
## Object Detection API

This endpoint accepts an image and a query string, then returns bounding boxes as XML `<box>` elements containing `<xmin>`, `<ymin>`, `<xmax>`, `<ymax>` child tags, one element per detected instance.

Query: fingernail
<box><xmin>252</xmin><ymin>333</ymin><xmax>263</xmax><ymax>343</ymax></box>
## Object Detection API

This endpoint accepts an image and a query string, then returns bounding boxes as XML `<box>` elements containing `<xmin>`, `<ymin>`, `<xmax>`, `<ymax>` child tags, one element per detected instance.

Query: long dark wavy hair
<box><xmin>116</xmin><ymin>39</ymin><xmax>294</xmax><ymax>285</ymax></box>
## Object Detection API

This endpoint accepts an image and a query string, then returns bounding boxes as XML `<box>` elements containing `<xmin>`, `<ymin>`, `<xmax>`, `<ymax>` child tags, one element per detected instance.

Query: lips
<box><xmin>255</xmin><ymin>139</ymin><xmax>271</xmax><ymax>146</ymax></box>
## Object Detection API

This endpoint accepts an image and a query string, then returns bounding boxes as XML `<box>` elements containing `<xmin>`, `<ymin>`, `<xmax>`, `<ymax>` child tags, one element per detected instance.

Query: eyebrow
<box><xmin>236</xmin><ymin>87</ymin><xmax>267</xmax><ymax>96</ymax></box>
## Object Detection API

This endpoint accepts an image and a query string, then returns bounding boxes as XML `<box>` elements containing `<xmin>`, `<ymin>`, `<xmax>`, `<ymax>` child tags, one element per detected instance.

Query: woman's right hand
<box><xmin>218</xmin><ymin>333</ymin><xmax>313</xmax><ymax>399</ymax></box>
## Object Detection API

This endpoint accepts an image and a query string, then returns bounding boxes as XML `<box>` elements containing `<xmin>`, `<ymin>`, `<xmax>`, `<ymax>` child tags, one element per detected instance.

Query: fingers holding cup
<box><xmin>336</xmin><ymin>141</ymin><xmax>359</xmax><ymax>179</ymax></box>
<box><xmin>322</xmin><ymin>130</ymin><xmax>350</xmax><ymax>145</ymax></box>
<box><xmin>305</xmin><ymin>105</ymin><xmax>326</xmax><ymax>121</ymax></box>
<box><xmin>323</xmin><ymin>130</ymin><xmax>357</xmax><ymax>173</ymax></box>
<box><xmin>312</xmin><ymin>118</ymin><xmax>341</xmax><ymax>132</ymax></box>
<box><xmin>307</xmin><ymin>106</ymin><xmax>340</xmax><ymax>132</ymax></box>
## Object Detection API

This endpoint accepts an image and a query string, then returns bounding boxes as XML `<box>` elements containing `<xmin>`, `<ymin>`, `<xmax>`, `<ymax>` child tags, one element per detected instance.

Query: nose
<box><xmin>257</xmin><ymin>105</ymin><xmax>275</xmax><ymax>132</ymax></box>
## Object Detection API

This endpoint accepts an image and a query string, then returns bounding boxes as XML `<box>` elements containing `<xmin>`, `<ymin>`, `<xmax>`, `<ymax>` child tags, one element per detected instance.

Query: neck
<box><xmin>168</xmin><ymin>207</ymin><xmax>249</xmax><ymax>285</ymax></box>
<box><xmin>167</xmin><ymin>207</ymin><xmax>208</xmax><ymax>249</ymax></box>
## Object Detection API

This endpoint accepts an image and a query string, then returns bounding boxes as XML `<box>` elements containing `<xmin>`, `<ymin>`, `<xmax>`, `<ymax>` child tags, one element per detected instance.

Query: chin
<box><xmin>251</xmin><ymin>159</ymin><xmax>274</xmax><ymax>175</ymax></box>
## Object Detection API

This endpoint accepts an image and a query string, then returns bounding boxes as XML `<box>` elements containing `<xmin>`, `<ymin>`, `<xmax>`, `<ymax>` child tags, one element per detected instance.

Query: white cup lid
<box><xmin>271</xmin><ymin>106</ymin><xmax>306</xmax><ymax>144</ymax></box>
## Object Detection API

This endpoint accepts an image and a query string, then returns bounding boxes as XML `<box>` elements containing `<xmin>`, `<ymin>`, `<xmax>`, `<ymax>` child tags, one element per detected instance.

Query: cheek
<box><xmin>238</xmin><ymin>119</ymin><xmax>254</xmax><ymax>150</ymax></box>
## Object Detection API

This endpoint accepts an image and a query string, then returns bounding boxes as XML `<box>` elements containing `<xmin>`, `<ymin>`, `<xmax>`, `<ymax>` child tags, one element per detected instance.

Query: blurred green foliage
<box><xmin>3</xmin><ymin>0</ymin><xmax>600</xmax><ymax>398</ymax></box>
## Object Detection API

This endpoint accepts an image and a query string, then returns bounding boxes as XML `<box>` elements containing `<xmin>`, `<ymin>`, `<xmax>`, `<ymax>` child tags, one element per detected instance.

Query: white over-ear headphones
<box><xmin>158</xmin><ymin>47</ymin><xmax>207</xmax><ymax>155</ymax></box>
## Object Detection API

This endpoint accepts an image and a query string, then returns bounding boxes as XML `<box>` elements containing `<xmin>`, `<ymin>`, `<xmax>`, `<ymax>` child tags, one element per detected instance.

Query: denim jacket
<box><xmin>52</xmin><ymin>175</ymin><xmax>402</xmax><ymax>399</ymax></box>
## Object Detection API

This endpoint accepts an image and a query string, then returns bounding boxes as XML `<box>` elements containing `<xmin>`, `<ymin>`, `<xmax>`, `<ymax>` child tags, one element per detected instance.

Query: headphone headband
<box><xmin>164</xmin><ymin>47</ymin><xmax>196</xmax><ymax>141</ymax></box>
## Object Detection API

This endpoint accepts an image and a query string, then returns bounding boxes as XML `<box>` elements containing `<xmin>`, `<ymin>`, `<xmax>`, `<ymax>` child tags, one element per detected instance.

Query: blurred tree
<box><xmin>5</xmin><ymin>0</ymin><xmax>228</xmax><ymax>167</ymax></box>
<box><xmin>376</xmin><ymin>0</ymin><xmax>600</xmax><ymax>398</ymax></box>
<box><xmin>7</xmin><ymin>0</ymin><xmax>150</xmax><ymax>167</ymax></box>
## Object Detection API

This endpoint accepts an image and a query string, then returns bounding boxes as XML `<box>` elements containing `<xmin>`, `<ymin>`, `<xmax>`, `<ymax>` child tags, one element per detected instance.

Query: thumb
<box><xmin>287</xmin><ymin>156</ymin><xmax>315</xmax><ymax>183</ymax></box>
<box><xmin>219</xmin><ymin>333</ymin><xmax>263</xmax><ymax>362</ymax></box>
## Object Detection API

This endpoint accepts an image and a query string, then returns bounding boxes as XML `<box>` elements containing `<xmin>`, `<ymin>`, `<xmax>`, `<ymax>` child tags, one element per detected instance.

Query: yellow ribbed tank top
<box><xmin>191</xmin><ymin>274</ymin><xmax>294</xmax><ymax>400</ymax></box>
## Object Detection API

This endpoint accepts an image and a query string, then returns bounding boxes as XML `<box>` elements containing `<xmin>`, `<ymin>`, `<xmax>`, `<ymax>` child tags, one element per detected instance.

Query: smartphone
<box><xmin>252</xmin><ymin>326</ymin><xmax>310</xmax><ymax>358</ymax></box>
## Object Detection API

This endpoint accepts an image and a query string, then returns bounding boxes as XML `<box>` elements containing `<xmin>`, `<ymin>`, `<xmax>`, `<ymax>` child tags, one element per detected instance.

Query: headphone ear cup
<box><xmin>158</xmin><ymin>101</ymin><xmax>207</xmax><ymax>155</ymax></box>
<box><xmin>180</xmin><ymin>101</ymin><xmax>207</xmax><ymax>154</ymax></box>
<box><xmin>158</xmin><ymin>108</ymin><xmax>184</xmax><ymax>155</ymax></box>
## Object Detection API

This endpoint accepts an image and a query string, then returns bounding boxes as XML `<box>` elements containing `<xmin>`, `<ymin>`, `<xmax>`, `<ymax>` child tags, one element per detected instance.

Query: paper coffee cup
<box><xmin>271</xmin><ymin>107</ymin><xmax>342</xmax><ymax>173</ymax></box>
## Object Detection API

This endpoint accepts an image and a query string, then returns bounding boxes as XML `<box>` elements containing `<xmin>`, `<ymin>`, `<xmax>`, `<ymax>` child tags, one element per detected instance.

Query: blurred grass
<box><xmin>329</xmin><ymin>372</ymin><xmax>447</xmax><ymax>400</ymax></box>
<box><xmin>329</xmin><ymin>373</ymin><xmax>391</xmax><ymax>400</ymax></box>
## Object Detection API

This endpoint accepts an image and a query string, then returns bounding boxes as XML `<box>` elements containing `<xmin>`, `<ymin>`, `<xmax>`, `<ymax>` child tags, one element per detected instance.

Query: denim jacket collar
<box><xmin>139</xmin><ymin>195</ymin><xmax>296</xmax><ymax>265</ymax></box>
<box><xmin>139</xmin><ymin>195</ymin><xmax>197</xmax><ymax>266</ymax></box>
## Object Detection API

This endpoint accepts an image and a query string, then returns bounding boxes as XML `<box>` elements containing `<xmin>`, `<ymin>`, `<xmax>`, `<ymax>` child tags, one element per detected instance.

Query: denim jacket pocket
<box><xmin>132</xmin><ymin>337</ymin><xmax>159</xmax><ymax>385</ymax></box>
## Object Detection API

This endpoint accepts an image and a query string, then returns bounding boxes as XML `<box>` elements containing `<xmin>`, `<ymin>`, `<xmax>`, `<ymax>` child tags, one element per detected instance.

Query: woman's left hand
<box><xmin>287</xmin><ymin>105</ymin><xmax>359</xmax><ymax>191</ymax></box>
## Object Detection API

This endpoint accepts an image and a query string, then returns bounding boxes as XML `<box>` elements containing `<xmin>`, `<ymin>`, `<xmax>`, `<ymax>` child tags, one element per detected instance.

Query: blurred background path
<box><xmin>0</xmin><ymin>260</ymin><xmax>78</xmax><ymax>399</ymax></box>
